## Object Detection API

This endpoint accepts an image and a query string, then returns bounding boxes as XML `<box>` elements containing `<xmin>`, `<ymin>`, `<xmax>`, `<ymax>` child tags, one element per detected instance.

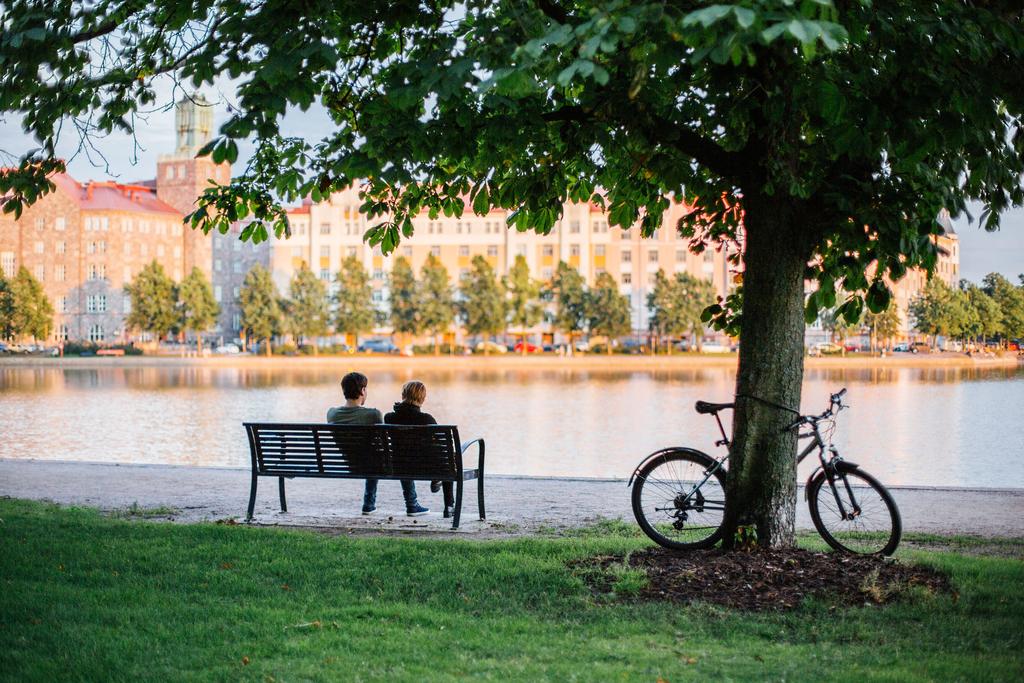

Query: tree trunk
<box><xmin>435</xmin><ymin>334</ymin><xmax>440</xmax><ymax>356</ymax></box>
<box><xmin>265</xmin><ymin>339</ymin><xmax>272</xmax><ymax>357</ymax></box>
<box><xmin>197</xmin><ymin>334</ymin><xmax>203</xmax><ymax>356</ymax></box>
<box><xmin>521</xmin><ymin>332</ymin><xmax>527</xmax><ymax>356</ymax></box>
<box><xmin>722</xmin><ymin>198</ymin><xmax>810</xmax><ymax>550</ymax></box>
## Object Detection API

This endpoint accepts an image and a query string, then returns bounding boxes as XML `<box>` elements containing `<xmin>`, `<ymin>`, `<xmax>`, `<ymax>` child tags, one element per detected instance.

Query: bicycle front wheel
<box><xmin>631</xmin><ymin>449</ymin><xmax>727</xmax><ymax>550</ymax></box>
<box><xmin>808</xmin><ymin>466</ymin><xmax>902</xmax><ymax>555</ymax></box>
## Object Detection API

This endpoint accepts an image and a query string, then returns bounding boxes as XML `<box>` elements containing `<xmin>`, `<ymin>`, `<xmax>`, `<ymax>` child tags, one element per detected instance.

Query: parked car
<box><xmin>910</xmin><ymin>341</ymin><xmax>932</xmax><ymax>354</ymax></box>
<box><xmin>700</xmin><ymin>342</ymin><xmax>733</xmax><ymax>353</ymax></box>
<box><xmin>573</xmin><ymin>340</ymin><xmax>590</xmax><ymax>352</ymax></box>
<box><xmin>358</xmin><ymin>339</ymin><xmax>398</xmax><ymax>354</ymax></box>
<box><xmin>474</xmin><ymin>340</ymin><xmax>508</xmax><ymax>354</ymax></box>
<box><xmin>513</xmin><ymin>342</ymin><xmax>542</xmax><ymax>354</ymax></box>
<box><xmin>893</xmin><ymin>343</ymin><xmax>910</xmax><ymax>352</ymax></box>
<box><xmin>214</xmin><ymin>343</ymin><xmax>241</xmax><ymax>355</ymax></box>
<box><xmin>814</xmin><ymin>342</ymin><xmax>843</xmax><ymax>354</ymax></box>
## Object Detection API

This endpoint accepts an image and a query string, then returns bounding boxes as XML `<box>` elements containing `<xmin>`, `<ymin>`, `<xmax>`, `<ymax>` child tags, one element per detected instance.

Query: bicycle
<box><xmin>628</xmin><ymin>388</ymin><xmax>902</xmax><ymax>555</ymax></box>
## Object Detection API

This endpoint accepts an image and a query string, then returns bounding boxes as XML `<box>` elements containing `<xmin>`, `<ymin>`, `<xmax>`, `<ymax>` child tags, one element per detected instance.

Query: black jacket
<box><xmin>384</xmin><ymin>402</ymin><xmax>437</xmax><ymax>426</ymax></box>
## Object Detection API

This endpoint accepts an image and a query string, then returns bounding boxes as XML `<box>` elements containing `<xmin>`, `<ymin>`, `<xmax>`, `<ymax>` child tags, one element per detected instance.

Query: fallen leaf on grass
<box><xmin>281</xmin><ymin>584</ymin><xmax>291</xmax><ymax>591</ymax></box>
<box><xmin>242</xmin><ymin>656</ymin><xmax>250</xmax><ymax>665</ymax></box>
<box><xmin>219</xmin><ymin>562</ymin><xmax>233</xmax><ymax>570</ymax></box>
<box><xmin>686</xmin><ymin>658</ymin><xmax>698</xmax><ymax>665</ymax></box>
<box><xmin>216</xmin><ymin>518</ymin><xmax>239</xmax><ymax>525</ymax></box>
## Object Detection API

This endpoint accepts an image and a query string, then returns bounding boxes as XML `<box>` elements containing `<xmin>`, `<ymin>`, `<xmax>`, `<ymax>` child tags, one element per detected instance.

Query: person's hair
<box><xmin>401</xmin><ymin>380</ymin><xmax>427</xmax><ymax>405</ymax></box>
<box><xmin>340</xmin><ymin>372</ymin><xmax>368</xmax><ymax>400</ymax></box>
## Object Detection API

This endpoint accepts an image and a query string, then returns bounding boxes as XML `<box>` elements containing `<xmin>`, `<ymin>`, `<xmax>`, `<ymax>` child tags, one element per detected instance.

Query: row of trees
<box><xmin>235</xmin><ymin>254</ymin><xmax>638</xmax><ymax>356</ymax></box>
<box><xmin>124</xmin><ymin>263</ymin><xmax>221</xmax><ymax>352</ymax></box>
<box><xmin>910</xmin><ymin>274</ymin><xmax>1024</xmax><ymax>347</ymax></box>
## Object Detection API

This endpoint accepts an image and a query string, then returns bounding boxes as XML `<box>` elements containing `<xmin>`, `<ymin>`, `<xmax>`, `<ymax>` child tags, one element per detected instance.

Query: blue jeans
<box><xmin>363</xmin><ymin>479</ymin><xmax>418</xmax><ymax>510</ymax></box>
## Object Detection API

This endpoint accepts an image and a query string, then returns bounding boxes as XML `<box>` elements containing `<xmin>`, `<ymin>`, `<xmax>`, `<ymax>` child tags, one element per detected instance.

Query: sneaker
<box><xmin>406</xmin><ymin>503</ymin><xmax>430</xmax><ymax>517</ymax></box>
<box><xmin>430</xmin><ymin>480</ymin><xmax>442</xmax><ymax>493</ymax></box>
<box><xmin>361</xmin><ymin>506</ymin><xmax>376</xmax><ymax>515</ymax></box>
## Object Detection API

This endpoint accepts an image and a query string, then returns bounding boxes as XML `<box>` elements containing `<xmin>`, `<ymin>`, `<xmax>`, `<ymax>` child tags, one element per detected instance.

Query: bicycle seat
<box><xmin>695</xmin><ymin>400</ymin><xmax>734</xmax><ymax>414</ymax></box>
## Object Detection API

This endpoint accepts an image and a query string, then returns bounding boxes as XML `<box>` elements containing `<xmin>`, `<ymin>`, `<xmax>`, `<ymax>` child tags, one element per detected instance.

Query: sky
<box><xmin>1</xmin><ymin>85</ymin><xmax>1021</xmax><ymax>284</ymax></box>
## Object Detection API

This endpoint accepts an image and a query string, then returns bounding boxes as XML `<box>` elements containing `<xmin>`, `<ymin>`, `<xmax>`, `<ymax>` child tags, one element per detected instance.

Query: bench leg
<box><xmin>246</xmin><ymin>472</ymin><xmax>258</xmax><ymax>521</ymax></box>
<box><xmin>278</xmin><ymin>476</ymin><xmax>287</xmax><ymax>512</ymax></box>
<box><xmin>478</xmin><ymin>471</ymin><xmax>485</xmax><ymax>521</ymax></box>
<box><xmin>452</xmin><ymin>479</ymin><xmax>463</xmax><ymax>530</ymax></box>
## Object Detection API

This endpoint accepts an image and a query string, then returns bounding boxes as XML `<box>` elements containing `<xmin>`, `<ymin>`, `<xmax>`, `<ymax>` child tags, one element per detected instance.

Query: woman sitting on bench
<box><xmin>385</xmin><ymin>381</ymin><xmax>455</xmax><ymax>517</ymax></box>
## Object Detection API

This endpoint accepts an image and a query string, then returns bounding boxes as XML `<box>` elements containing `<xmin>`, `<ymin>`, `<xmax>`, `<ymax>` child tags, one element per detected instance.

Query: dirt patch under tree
<box><xmin>571</xmin><ymin>547</ymin><xmax>954</xmax><ymax>612</ymax></box>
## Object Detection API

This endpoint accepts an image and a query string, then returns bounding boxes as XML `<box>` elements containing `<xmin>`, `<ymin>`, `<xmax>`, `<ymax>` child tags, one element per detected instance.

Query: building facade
<box><xmin>270</xmin><ymin>186</ymin><xmax>736</xmax><ymax>337</ymax></box>
<box><xmin>0</xmin><ymin>96</ymin><xmax>229</xmax><ymax>343</ymax></box>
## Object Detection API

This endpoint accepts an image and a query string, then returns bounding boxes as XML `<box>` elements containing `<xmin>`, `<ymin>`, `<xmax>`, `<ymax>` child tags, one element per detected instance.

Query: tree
<box><xmin>961</xmin><ymin>282</ymin><xmax>1002</xmax><ymax>346</ymax></box>
<box><xmin>9</xmin><ymin>267</ymin><xmax>54</xmax><ymax>342</ymax></box>
<box><xmin>0</xmin><ymin>272</ymin><xmax>14</xmax><ymax>340</ymax></box>
<box><xmin>505</xmin><ymin>255</ymin><xmax>542</xmax><ymax>355</ymax></box>
<box><xmin>388</xmin><ymin>256</ymin><xmax>421</xmax><ymax>341</ymax></box>
<box><xmin>647</xmin><ymin>270</ymin><xmax>684</xmax><ymax>352</ymax></box>
<box><xmin>588</xmin><ymin>272</ymin><xmax>632</xmax><ymax>355</ymax></box>
<box><xmin>334</xmin><ymin>255</ymin><xmax>376</xmax><ymax>347</ymax></box>
<box><xmin>177</xmin><ymin>267</ymin><xmax>220</xmax><ymax>354</ymax></box>
<box><xmin>460</xmin><ymin>255</ymin><xmax>507</xmax><ymax>353</ymax></box>
<box><xmin>910</xmin><ymin>278</ymin><xmax>970</xmax><ymax>345</ymax></box>
<box><xmin>547</xmin><ymin>261</ymin><xmax>588</xmax><ymax>354</ymax></box>
<box><xmin>239</xmin><ymin>264</ymin><xmax>281</xmax><ymax>356</ymax></box>
<box><xmin>864</xmin><ymin>306</ymin><xmax>901</xmax><ymax>352</ymax></box>
<box><xmin>982</xmin><ymin>273</ymin><xmax>1024</xmax><ymax>344</ymax></box>
<box><xmin>674</xmin><ymin>272</ymin><xmax>717</xmax><ymax>352</ymax></box>
<box><xmin>125</xmin><ymin>261</ymin><xmax>177</xmax><ymax>342</ymax></box>
<box><xmin>820</xmin><ymin>306</ymin><xmax>862</xmax><ymax>354</ymax></box>
<box><xmin>418</xmin><ymin>254</ymin><xmax>454</xmax><ymax>354</ymax></box>
<box><xmin>4</xmin><ymin>1</ymin><xmax>1021</xmax><ymax>548</ymax></box>
<box><xmin>286</xmin><ymin>263</ymin><xmax>329</xmax><ymax>353</ymax></box>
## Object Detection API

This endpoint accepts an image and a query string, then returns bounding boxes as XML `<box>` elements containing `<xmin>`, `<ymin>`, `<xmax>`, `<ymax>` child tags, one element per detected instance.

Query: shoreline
<box><xmin>1</xmin><ymin>353</ymin><xmax>1019</xmax><ymax>371</ymax></box>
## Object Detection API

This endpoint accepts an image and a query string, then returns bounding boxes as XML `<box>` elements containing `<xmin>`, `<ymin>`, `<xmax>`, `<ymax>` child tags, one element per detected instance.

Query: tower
<box><xmin>156</xmin><ymin>95</ymin><xmax>230</xmax><ymax>279</ymax></box>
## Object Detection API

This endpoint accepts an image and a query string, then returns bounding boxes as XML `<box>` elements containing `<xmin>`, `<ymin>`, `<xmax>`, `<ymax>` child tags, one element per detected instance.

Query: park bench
<box><xmin>243</xmin><ymin>423</ymin><xmax>485</xmax><ymax>529</ymax></box>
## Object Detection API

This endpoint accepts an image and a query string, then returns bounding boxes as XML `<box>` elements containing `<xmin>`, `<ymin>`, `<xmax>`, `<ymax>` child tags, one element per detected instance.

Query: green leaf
<box><xmin>682</xmin><ymin>6</ymin><xmax>732</xmax><ymax>28</ymax></box>
<box><xmin>733</xmin><ymin>8</ymin><xmax>756</xmax><ymax>29</ymax></box>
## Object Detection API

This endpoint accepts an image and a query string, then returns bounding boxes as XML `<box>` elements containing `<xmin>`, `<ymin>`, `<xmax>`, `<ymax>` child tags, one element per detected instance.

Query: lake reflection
<box><xmin>1</xmin><ymin>364</ymin><xmax>1021</xmax><ymax>488</ymax></box>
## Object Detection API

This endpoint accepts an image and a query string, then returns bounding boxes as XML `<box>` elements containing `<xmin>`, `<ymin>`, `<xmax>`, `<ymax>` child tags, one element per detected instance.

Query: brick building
<box><xmin>0</xmin><ymin>96</ymin><xmax>229</xmax><ymax>343</ymax></box>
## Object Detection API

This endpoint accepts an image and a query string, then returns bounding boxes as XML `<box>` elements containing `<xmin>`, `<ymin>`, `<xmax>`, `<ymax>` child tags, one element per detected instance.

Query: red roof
<box><xmin>50</xmin><ymin>173</ymin><xmax>180</xmax><ymax>215</ymax></box>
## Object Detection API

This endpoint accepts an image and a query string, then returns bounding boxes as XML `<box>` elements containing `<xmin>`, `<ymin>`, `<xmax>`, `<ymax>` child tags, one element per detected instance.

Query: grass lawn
<box><xmin>1</xmin><ymin>500</ymin><xmax>1021</xmax><ymax>682</ymax></box>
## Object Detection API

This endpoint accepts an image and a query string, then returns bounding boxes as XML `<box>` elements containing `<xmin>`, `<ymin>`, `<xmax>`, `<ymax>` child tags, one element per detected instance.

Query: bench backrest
<box><xmin>243</xmin><ymin>423</ymin><xmax>463</xmax><ymax>479</ymax></box>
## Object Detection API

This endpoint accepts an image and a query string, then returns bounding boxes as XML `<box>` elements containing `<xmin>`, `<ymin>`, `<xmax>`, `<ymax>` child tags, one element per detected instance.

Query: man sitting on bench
<box><xmin>326</xmin><ymin>372</ymin><xmax>429</xmax><ymax>517</ymax></box>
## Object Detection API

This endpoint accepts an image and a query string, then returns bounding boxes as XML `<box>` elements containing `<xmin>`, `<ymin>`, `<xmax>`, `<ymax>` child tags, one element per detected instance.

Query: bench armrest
<box><xmin>460</xmin><ymin>437</ymin><xmax>485</xmax><ymax>473</ymax></box>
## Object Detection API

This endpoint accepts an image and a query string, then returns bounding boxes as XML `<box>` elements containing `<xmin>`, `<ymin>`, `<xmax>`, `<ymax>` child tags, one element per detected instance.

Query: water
<box><xmin>1</xmin><ymin>364</ymin><xmax>1022</xmax><ymax>488</ymax></box>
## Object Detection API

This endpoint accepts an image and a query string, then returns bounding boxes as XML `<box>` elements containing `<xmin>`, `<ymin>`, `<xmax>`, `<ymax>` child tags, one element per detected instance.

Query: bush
<box><xmin>62</xmin><ymin>341</ymin><xmax>143</xmax><ymax>356</ymax></box>
<box><xmin>411</xmin><ymin>343</ymin><xmax>469</xmax><ymax>355</ymax></box>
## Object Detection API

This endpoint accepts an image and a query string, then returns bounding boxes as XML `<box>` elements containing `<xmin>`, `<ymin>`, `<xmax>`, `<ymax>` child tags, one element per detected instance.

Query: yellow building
<box><xmin>271</xmin><ymin>186</ymin><xmax>735</xmax><ymax>336</ymax></box>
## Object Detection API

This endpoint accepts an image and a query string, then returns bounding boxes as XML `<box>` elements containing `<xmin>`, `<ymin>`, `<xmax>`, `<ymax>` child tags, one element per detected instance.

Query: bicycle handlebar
<box><xmin>782</xmin><ymin>388</ymin><xmax>848</xmax><ymax>433</ymax></box>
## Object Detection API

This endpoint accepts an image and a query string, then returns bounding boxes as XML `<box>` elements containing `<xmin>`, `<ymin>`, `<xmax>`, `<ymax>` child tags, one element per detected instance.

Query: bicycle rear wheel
<box><xmin>808</xmin><ymin>465</ymin><xmax>902</xmax><ymax>555</ymax></box>
<box><xmin>631</xmin><ymin>449</ymin><xmax>727</xmax><ymax>550</ymax></box>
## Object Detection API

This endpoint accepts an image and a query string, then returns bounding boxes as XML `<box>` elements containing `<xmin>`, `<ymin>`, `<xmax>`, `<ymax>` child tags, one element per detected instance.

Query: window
<box><xmin>98</xmin><ymin>240</ymin><xmax>106</xmax><ymax>253</ymax></box>
<box><xmin>123</xmin><ymin>266</ymin><xmax>131</xmax><ymax>282</ymax></box>
<box><xmin>320</xmin><ymin>269</ymin><xmax>331</xmax><ymax>280</ymax></box>
<box><xmin>33</xmin><ymin>265</ymin><xmax>44</xmax><ymax>281</ymax></box>
<box><xmin>542</xmin><ymin>245</ymin><xmax>554</xmax><ymax>257</ymax></box>
<box><xmin>123</xmin><ymin>218</ymin><xmax>132</xmax><ymax>233</ymax></box>
<box><xmin>570</xmin><ymin>244</ymin><xmax>581</xmax><ymax>257</ymax></box>
<box><xmin>122</xmin><ymin>296</ymin><xmax>131</xmax><ymax>314</ymax></box>
<box><xmin>34</xmin><ymin>241</ymin><xmax>44</xmax><ymax>254</ymax></box>
<box><xmin>88</xmin><ymin>325</ymin><xmax>105</xmax><ymax>342</ymax></box>
<box><xmin>87</xmin><ymin>263</ymin><xmax>106</xmax><ymax>281</ymax></box>
<box><xmin>57</xmin><ymin>241</ymin><xmax>66</xmax><ymax>255</ymax></box>
<box><xmin>124</xmin><ymin>243</ymin><xmax>131</xmax><ymax>257</ymax></box>
<box><xmin>320</xmin><ymin>245</ymin><xmax>331</xmax><ymax>258</ymax></box>
<box><xmin>595</xmin><ymin>245</ymin><xmax>606</xmax><ymax>256</ymax></box>
<box><xmin>86</xmin><ymin>295</ymin><xmax>107</xmax><ymax>313</ymax></box>
<box><xmin>402</xmin><ymin>246</ymin><xmax>413</xmax><ymax>257</ymax></box>
<box><xmin>703</xmin><ymin>250</ymin><xmax>714</xmax><ymax>262</ymax></box>
<box><xmin>57</xmin><ymin>324</ymin><xmax>68</xmax><ymax>342</ymax></box>
<box><xmin>177</xmin><ymin>164</ymin><xmax>185</xmax><ymax>179</ymax></box>
<box><xmin>487</xmin><ymin>245</ymin><xmax>498</xmax><ymax>257</ymax></box>
<box><xmin>232</xmin><ymin>313</ymin><xmax>241</xmax><ymax>330</ymax></box>
<box><xmin>456</xmin><ymin>222</ymin><xmax>463</xmax><ymax>234</ymax></box>
<box><xmin>320</xmin><ymin>223</ymin><xmax>331</xmax><ymax>235</ymax></box>
<box><xmin>621</xmin><ymin>249</ymin><xmax>631</xmax><ymax>262</ymax></box>
<box><xmin>233</xmin><ymin>262</ymin><xmax>242</xmax><ymax>273</ymax></box>
<box><xmin>58</xmin><ymin>296</ymin><xmax>68</xmax><ymax>313</ymax></box>
<box><xmin>373</xmin><ymin>268</ymin><xmax>384</xmax><ymax>280</ymax></box>
<box><xmin>459</xmin><ymin>245</ymin><xmax>470</xmax><ymax>256</ymax></box>
<box><xmin>372</xmin><ymin>290</ymin><xmax>383</xmax><ymax>303</ymax></box>
<box><xmin>157</xmin><ymin>245</ymin><xmax>165</xmax><ymax>257</ymax></box>
<box><xmin>55</xmin><ymin>217</ymin><xmax>65</xmax><ymax>231</ymax></box>
<box><xmin>55</xmin><ymin>265</ymin><xmax>65</xmax><ymax>282</ymax></box>
<box><xmin>347</xmin><ymin>247</ymin><xmax>358</xmax><ymax>258</ymax></box>
<box><xmin>676</xmin><ymin>249</ymin><xmax>686</xmax><ymax>262</ymax></box>
<box><xmin>542</xmin><ymin>267</ymin><xmax>553</xmax><ymax>279</ymax></box>
<box><xmin>173</xmin><ymin>268</ymin><xmax>181</xmax><ymax>281</ymax></box>
<box><xmin>592</xmin><ymin>219</ymin><xmax>608</xmax><ymax>233</ymax></box>
<box><xmin>648</xmin><ymin>250</ymin><xmax>659</xmax><ymax>263</ymax></box>
<box><xmin>214</xmin><ymin>286</ymin><xmax>222</xmax><ymax>301</ymax></box>
<box><xmin>35</xmin><ymin>217</ymin><xmax>45</xmax><ymax>230</ymax></box>
<box><xmin>173</xmin><ymin>246</ymin><xmax>181</xmax><ymax>259</ymax></box>
<box><xmin>232</xmin><ymin>287</ymin><xmax>240</xmax><ymax>299</ymax></box>
<box><xmin>166</xmin><ymin>166</ymin><xmax>175</xmax><ymax>179</ymax></box>
<box><xmin>233</xmin><ymin>239</ymin><xmax>241</xmax><ymax>251</ymax></box>
<box><xmin>621</xmin><ymin>228</ymin><xmax>631</xmax><ymax>239</ymax></box>
<box><xmin>215</xmin><ymin>259</ymin><xmax>223</xmax><ymax>271</ymax></box>
<box><xmin>622</xmin><ymin>272</ymin><xmax>632</xmax><ymax>284</ymax></box>
<box><xmin>87</xmin><ymin>242</ymin><xmax>96</xmax><ymax>255</ymax></box>
<box><xmin>431</xmin><ymin>246</ymin><xmax>441</xmax><ymax>256</ymax></box>
<box><xmin>0</xmin><ymin>252</ymin><xmax>15</xmax><ymax>277</ymax></box>
<box><xmin>516</xmin><ymin>245</ymin><xmax>527</xmax><ymax>257</ymax></box>
<box><xmin>100</xmin><ymin>217</ymin><xmax>109</xmax><ymax>231</ymax></box>
<box><xmin>595</xmin><ymin>267</ymin><xmax>606</xmax><ymax>276</ymax></box>
<box><xmin>569</xmin><ymin>220</ymin><xmax>581</xmax><ymax>233</ymax></box>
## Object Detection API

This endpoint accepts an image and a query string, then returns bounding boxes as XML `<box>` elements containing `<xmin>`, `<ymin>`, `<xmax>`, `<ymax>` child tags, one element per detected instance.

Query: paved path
<box><xmin>1</xmin><ymin>459</ymin><xmax>1022</xmax><ymax>539</ymax></box>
